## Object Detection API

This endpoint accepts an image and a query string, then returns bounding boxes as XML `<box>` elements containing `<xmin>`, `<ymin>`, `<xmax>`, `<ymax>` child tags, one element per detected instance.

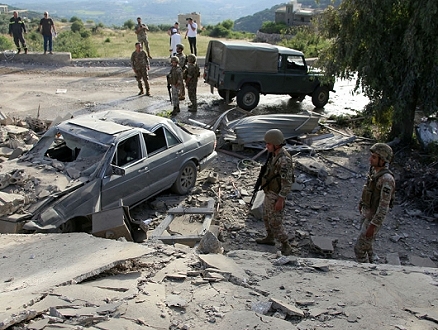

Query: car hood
<box><xmin>0</xmin><ymin>158</ymin><xmax>87</xmax><ymax>219</ymax></box>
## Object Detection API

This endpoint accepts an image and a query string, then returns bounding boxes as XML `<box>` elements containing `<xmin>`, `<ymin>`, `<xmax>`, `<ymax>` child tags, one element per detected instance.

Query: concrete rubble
<box><xmin>1</xmin><ymin>233</ymin><xmax>438</xmax><ymax>329</ymax></box>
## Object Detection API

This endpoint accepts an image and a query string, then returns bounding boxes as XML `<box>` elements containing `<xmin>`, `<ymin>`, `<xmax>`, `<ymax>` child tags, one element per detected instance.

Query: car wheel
<box><xmin>312</xmin><ymin>86</ymin><xmax>330</xmax><ymax>108</ymax></box>
<box><xmin>218</xmin><ymin>89</ymin><xmax>236</xmax><ymax>103</ymax></box>
<box><xmin>237</xmin><ymin>85</ymin><xmax>260</xmax><ymax>111</ymax></box>
<box><xmin>171</xmin><ymin>161</ymin><xmax>197</xmax><ymax>195</ymax></box>
<box><xmin>58</xmin><ymin>219</ymin><xmax>78</xmax><ymax>233</ymax></box>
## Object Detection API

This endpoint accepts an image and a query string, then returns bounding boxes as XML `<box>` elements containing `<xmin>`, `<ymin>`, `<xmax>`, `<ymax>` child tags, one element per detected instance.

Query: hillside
<box><xmin>10</xmin><ymin>0</ymin><xmax>277</xmax><ymax>26</ymax></box>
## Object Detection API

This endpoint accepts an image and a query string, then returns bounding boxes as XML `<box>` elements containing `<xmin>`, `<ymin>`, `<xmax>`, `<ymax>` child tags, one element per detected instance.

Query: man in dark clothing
<box><xmin>9</xmin><ymin>11</ymin><xmax>27</xmax><ymax>54</ymax></box>
<box><xmin>38</xmin><ymin>12</ymin><xmax>56</xmax><ymax>54</ymax></box>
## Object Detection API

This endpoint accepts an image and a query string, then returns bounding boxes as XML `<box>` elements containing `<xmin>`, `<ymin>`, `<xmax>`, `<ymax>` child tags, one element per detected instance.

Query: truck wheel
<box><xmin>289</xmin><ymin>94</ymin><xmax>305</xmax><ymax>102</ymax></box>
<box><xmin>218</xmin><ymin>89</ymin><xmax>236</xmax><ymax>103</ymax></box>
<box><xmin>312</xmin><ymin>86</ymin><xmax>330</xmax><ymax>108</ymax></box>
<box><xmin>237</xmin><ymin>86</ymin><xmax>260</xmax><ymax>111</ymax></box>
<box><xmin>171</xmin><ymin>161</ymin><xmax>197</xmax><ymax>195</ymax></box>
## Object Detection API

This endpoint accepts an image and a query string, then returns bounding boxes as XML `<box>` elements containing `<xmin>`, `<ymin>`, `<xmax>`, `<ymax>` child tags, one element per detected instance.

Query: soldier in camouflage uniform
<box><xmin>135</xmin><ymin>17</ymin><xmax>152</xmax><ymax>59</ymax></box>
<box><xmin>167</xmin><ymin>56</ymin><xmax>184</xmax><ymax>116</ymax></box>
<box><xmin>256</xmin><ymin>129</ymin><xmax>295</xmax><ymax>256</ymax></box>
<box><xmin>130</xmin><ymin>42</ymin><xmax>151</xmax><ymax>96</ymax></box>
<box><xmin>185</xmin><ymin>54</ymin><xmax>200</xmax><ymax>112</ymax></box>
<box><xmin>175</xmin><ymin>44</ymin><xmax>187</xmax><ymax>101</ymax></box>
<box><xmin>354</xmin><ymin>143</ymin><xmax>396</xmax><ymax>263</ymax></box>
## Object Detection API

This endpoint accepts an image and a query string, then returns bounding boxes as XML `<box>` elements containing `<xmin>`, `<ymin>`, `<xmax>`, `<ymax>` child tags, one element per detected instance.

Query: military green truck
<box><xmin>203</xmin><ymin>40</ymin><xmax>335</xmax><ymax>111</ymax></box>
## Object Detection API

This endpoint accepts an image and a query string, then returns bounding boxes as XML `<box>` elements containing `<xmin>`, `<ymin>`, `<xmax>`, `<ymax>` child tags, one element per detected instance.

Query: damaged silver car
<box><xmin>0</xmin><ymin>110</ymin><xmax>217</xmax><ymax>240</ymax></box>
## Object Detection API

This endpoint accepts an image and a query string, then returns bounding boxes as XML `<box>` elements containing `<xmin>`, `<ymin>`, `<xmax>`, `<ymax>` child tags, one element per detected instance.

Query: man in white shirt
<box><xmin>184</xmin><ymin>18</ymin><xmax>197</xmax><ymax>55</ymax></box>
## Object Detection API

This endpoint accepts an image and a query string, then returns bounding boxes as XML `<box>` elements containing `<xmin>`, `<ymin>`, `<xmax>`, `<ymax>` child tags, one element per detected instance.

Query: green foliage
<box><xmin>234</xmin><ymin>5</ymin><xmax>282</xmax><ymax>33</ymax></box>
<box><xmin>71</xmin><ymin>20</ymin><xmax>85</xmax><ymax>33</ymax></box>
<box><xmin>204</xmin><ymin>20</ymin><xmax>253</xmax><ymax>39</ymax></box>
<box><xmin>69</xmin><ymin>16</ymin><xmax>82</xmax><ymax>23</ymax></box>
<box><xmin>0</xmin><ymin>35</ymin><xmax>14</xmax><ymax>51</ymax></box>
<box><xmin>279</xmin><ymin>25</ymin><xmax>330</xmax><ymax>58</ymax></box>
<box><xmin>317</xmin><ymin>0</ymin><xmax>438</xmax><ymax>145</ymax></box>
<box><xmin>123</xmin><ymin>19</ymin><xmax>135</xmax><ymax>30</ymax></box>
<box><xmin>104</xmin><ymin>38</ymin><xmax>110</xmax><ymax>43</ymax></box>
<box><xmin>55</xmin><ymin>31</ymin><xmax>98</xmax><ymax>58</ymax></box>
<box><xmin>61</xmin><ymin>18</ymin><xmax>68</xmax><ymax>23</ymax></box>
<box><xmin>259</xmin><ymin>21</ymin><xmax>287</xmax><ymax>34</ymax></box>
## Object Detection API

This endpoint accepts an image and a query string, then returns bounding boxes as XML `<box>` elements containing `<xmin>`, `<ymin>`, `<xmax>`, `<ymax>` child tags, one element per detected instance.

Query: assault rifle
<box><xmin>166</xmin><ymin>75</ymin><xmax>172</xmax><ymax>103</ymax></box>
<box><xmin>249</xmin><ymin>151</ymin><xmax>272</xmax><ymax>206</ymax></box>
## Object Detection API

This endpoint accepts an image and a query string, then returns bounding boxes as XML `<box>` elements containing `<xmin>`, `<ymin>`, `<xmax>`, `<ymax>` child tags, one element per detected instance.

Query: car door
<box><xmin>143</xmin><ymin>126</ymin><xmax>183</xmax><ymax>196</ymax></box>
<box><xmin>283</xmin><ymin>55</ymin><xmax>313</xmax><ymax>94</ymax></box>
<box><xmin>100</xmin><ymin>133</ymin><xmax>151</xmax><ymax>209</ymax></box>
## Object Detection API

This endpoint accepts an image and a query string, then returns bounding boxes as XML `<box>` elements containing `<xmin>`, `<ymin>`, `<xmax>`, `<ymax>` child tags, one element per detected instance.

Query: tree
<box><xmin>317</xmin><ymin>0</ymin><xmax>438</xmax><ymax>144</ymax></box>
<box><xmin>123</xmin><ymin>19</ymin><xmax>135</xmax><ymax>30</ymax></box>
<box><xmin>71</xmin><ymin>20</ymin><xmax>85</xmax><ymax>33</ymax></box>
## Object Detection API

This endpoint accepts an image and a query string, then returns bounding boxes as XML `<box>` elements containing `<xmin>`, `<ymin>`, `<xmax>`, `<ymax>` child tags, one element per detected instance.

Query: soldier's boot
<box><xmin>171</xmin><ymin>105</ymin><xmax>179</xmax><ymax>116</ymax></box>
<box><xmin>17</xmin><ymin>48</ymin><xmax>21</xmax><ymax>54</ymax></box>
<box><xmin>145</xmin><ymin>81</ymin><xmax>151</xmax><ymax>96</ymax></box>
<box><xmin>138</xmin><ymin>89</ymin><xmax>144</xmax><ymax>96</ymax></box>
<box><xmin>137</xmin><ymin>81</ymin><xmax>144</xmax><ymax>95</ymax></box>
<box><xmin>280</xmin><ymin>241</ymin><xmax>293</xmax><ymax>256</ymax></box>
<box><xmin>188</xmin><ymin>101</ymin><xmax>197</xmax><ymax>112</ymax></box>
<box><xmin>24</xmin><ymin>47</ymin><xmax>28</xmax><ymax>54</ymax></box>
<box><xmin>256</xmin><ymin>232</ymin><xmax>275</xmax><ymax>246</ymax></box>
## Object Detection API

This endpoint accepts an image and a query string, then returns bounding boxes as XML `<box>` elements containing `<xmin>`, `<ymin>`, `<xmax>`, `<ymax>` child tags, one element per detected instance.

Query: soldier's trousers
<box><xmin>135</xmin><ymin>68</ymin><xmax>149</xmax><ymax>92</ymax></box>
<box><xmin>171</xmin><ymin>86</ymin><xmax>180</xmax><ymax>107</ymax></box>
<box><xmin>137</xmin><ymin>37</ymin><xmax>151</xmax><ymax>57</ymax></box>
<box><xmin>262</xmin><ymin>191</ymin><xmax>288</xmax><ymax>243</ymax></box>
<box><xmin>354</xmin><ymin>218</ymin><xmax>381</xmax><ymax>263</ymax></box>
<box><xmin>187</xmin><ymin>79</ymin><xmax>197</xmax><ymax>107</ymax></box>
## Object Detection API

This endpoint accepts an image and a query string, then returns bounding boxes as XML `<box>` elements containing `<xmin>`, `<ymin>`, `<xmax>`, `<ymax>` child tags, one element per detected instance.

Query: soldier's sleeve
<box><xmin>278</xmin><ymin>153</ymin><xmax>294</xmax><ymax>198</ymax></box>
<box><xmin>130</xmin><ymin>52</ymin><xmax>135</xmax><ymax>69</ymax></box>
<box><xmin>370</xmin><ymin>173</ymin><xmax>395</xmax><ymax>227</ymax></box>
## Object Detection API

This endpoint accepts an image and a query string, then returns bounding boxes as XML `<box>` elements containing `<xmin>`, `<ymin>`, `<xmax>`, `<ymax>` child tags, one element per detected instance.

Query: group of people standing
<box><xmin>131</xmin><ymin>17</ymin><xmax>199</xmax><ymax>116</ymax></box>
<box><xmin>256</xmin><ymin>128</ymin><xmax>396</xmax><ymax>262</ymax></box>
<box><xmin>9</xmin><ymin>11</ymin><xmax>56</xmax><ymax>55</ymax></box>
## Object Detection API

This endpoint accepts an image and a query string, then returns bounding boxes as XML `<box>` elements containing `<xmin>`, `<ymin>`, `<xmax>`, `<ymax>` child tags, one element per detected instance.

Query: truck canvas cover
<box><xmin>207</xmin><ymin>40</ymin><xmax>279</xmax><ymax>73</ymax></box>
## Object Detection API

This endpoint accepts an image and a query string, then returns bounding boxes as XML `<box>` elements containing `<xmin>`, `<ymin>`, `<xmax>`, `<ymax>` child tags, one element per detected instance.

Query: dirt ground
<box><xmin>1</xmin><ymin>58</ymin><xmax>437</xmax><ymax>268</ymax></box>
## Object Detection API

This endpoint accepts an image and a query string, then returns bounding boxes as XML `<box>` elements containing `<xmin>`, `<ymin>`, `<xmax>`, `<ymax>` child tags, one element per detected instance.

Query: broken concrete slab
<box><xmin>409</xmin><ymin>255</ymin><xmax>437</xmax><ymax>268</ymax></box>
<box><xmin>0</xmin><ymin>233</ymin><xmax>153</xmax><ymax>329</ymax></box>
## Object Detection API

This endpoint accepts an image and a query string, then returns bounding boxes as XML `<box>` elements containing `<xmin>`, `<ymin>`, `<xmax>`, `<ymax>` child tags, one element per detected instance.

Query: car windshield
<box><xmin>26</xmin><ymin>129</ymin><xmax>110</xmax><ymax>179</ymax></box>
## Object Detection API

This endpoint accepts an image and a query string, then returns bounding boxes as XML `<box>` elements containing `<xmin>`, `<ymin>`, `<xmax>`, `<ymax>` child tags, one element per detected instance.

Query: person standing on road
<box><xmin>175</xmin><ymin>44</ymin><xmax>187</xmax><ymax>101</ymax></box>
<box><xmin>184</xmin><ymin>17</ymin><xmax>197</xmax><ymax>55</ymax></box>
<box><xmin>38</xmin><ymin>12</ymin><xmax>56</xmax><ymax>54</ymax></box>
<box><xmin>256</xmin><ymin>129</ymin><xmax>295</xmax><ymax>256</ymax></box>
<box><xmin>355</xmin><ymin>143</ymin><xmax>395</xmax><ymax>263</ymax></box>
<box><xmin>167</xmin><ymin>56</ymin><xmax>183</xmax><ymax>116</ymax></box>
<box><xmin>131</xmin><ymin>42</ymin><xmax>151</xmax><ymax>96</ymax></box>
<box><xmin>135</xmin><ymin>17</ymin><xmax>152</xmax><ymax>59</ymax></box>
<box><xmin>9</xmin><ymin>11</ymin><xmax>28</xmax><ymax>54</ymax></box>
<box><xmin>185</xmin><ymin>54</ymin><xmax>200</xmax><ymax>112</ymax></box>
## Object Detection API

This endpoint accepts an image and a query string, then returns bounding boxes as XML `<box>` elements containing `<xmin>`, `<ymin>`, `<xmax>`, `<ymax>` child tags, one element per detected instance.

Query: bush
<box><xmin>71</xmin><ymin>20</ymin><xmax>85</xmax><ymax>33</ymax></box>
<box><xmin>55</xmin><ymin>31</ymin><xmax>98</xmax><ymax>58</ymax></box>
<box><xmin>0</xmin><ymin>35</ymin><xmax>14</xmax><ymax>50</ymax></box>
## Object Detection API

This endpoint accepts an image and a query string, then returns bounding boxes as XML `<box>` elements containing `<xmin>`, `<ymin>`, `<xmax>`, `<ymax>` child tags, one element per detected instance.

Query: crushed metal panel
<box><xmin>92</xmin><ymin>206</ymin><xmax>133</xmax><ymax>241</ymax></box>
<box><xmin>148</xmin><ymin>198</ymin><xmax>215</xmax><ymax>247</ymax></box>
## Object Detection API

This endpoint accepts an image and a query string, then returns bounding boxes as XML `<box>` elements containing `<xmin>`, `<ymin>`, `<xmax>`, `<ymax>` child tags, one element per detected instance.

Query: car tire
<box><xmin>218</xmin><ymin>89</ymin><xmax>236</xmax><ymax>103</ymax></box>
<box><xmin>312</xmin><ymin>86</ymin><xmax>330</xmax><ymax>108</ymax></box>
<box><xmin>171</xmin><ymin>161</ymin><xmax>197</xmax><ymax>195</ymax></box>
<box><xmin>58</xmin><ymin>218</ymin><xmax>78</xmax><ymax>233</ymax></box>
<box><xmin>237</xmin><ymin>85</ymin><xmax>260</xmax><ymax>111</ymax></box>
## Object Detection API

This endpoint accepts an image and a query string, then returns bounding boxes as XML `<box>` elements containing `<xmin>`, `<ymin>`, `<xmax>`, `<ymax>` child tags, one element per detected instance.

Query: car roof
<box><xmin>57</xmin><ymin>110</ymin><xmax>163</xmax><ymax>144</ymax></box>
<box><xmin>210</xmin><ymin>40</ymin><xmax>304</xmax><ymax>56</ymax></box>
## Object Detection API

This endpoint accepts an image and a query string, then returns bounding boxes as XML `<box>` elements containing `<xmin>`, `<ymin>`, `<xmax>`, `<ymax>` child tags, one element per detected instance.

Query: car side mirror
<box><xmin>107</xmin><ymin>164</ymin><xmax>125</xmax><ymax>176</ymax></box>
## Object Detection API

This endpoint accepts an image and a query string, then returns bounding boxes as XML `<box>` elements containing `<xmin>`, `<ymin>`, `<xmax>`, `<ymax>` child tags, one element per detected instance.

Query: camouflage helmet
<box><xmin>370</xmin><ymin>143</ymin><xmax>393</xmax><ymax>163</ymax></box>
<box><xmin>170</xmin><ymin>56</ymin><xmax>179</xmax><ymax>63</ymax></box>
<box><xmin>264</xmin><ymin>129</ymin><xmax>285</xmax><ymax>145</ymax></box>
<box><xmin>176</xmin><ymin>43</ymin><xmax>184</xmax><ymax>50</ymax></box>
<box><xmin>187</xmin><ymin>54</ymin><xmax>197</xmax><ymax>63</ymax></box>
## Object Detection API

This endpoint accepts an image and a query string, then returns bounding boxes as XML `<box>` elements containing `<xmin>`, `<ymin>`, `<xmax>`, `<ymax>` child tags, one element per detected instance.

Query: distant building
<box><xmin>0</xmin><ymin>5</ymin><xmax>8</xmax><ymax>14</ymax></box>
<box><xmin>275</xmin><ymin>0</ymin><xmax>317</xmax><ymax>26</ymax></box>
<box><xmin>178</xmin><ymin>12</ymin><xmax>202</xmax><ymax>30</ymax></box>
